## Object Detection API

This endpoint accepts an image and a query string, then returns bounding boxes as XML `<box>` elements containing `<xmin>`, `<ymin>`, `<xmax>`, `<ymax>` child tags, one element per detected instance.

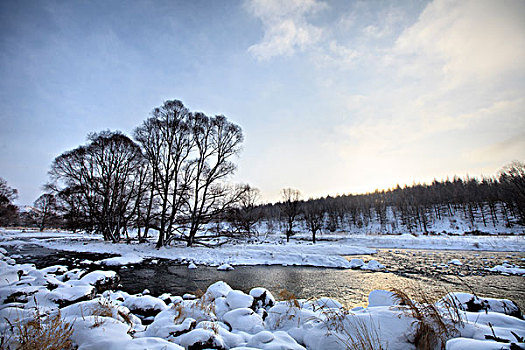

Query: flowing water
<box><xmin>4</xmin><ymin>244</ymin><xmax>524</xmax><ymax>310</ymax></box>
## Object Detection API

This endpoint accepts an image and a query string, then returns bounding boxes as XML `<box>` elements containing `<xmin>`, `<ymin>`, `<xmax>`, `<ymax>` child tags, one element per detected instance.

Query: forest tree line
<box><xmin>260</xmin><ymin>162</ymin><xmax>525</xmax><ymax>243</ymax></box>
<box><xmin>0</xmin><ymin>99</ymin><xmax>524</xmax><ymax>245</ymax></box>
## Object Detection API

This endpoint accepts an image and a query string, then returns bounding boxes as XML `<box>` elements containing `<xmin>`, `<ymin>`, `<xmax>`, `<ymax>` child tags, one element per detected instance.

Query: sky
<box><xmin>1</xmin><ymin>0</ymin><xmax>524</xmax><ymax>205</ymax></box>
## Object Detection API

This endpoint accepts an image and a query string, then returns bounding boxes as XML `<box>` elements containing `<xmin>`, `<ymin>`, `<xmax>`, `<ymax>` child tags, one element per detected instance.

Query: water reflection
<box><xmin>117</xmin><ymin>263</ymin><xmax>524</xmax><ymax>310</ymax></box>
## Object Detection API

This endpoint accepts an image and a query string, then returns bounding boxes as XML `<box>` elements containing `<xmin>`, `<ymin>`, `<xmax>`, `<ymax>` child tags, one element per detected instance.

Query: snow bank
<box><xmin>2</xmin><ymin>229</ymin><xmax>523</xmax><ymax>271</ymax></box>
<box><xmin>98</xmin><ymin>254</ymin><xmax>144</xmax><ymax>266</ymax></box>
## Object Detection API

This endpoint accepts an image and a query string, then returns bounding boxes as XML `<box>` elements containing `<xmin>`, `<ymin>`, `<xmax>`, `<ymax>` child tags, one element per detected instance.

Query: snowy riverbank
<box><xmin>0</xmin><ymin>229</ymin><xmax>524</xmax><ymax>270</ymax></box>
<box><xmin>1</xmin><ymin>248</ymin><xmax>524</xmax><ymax>349</ymax></box>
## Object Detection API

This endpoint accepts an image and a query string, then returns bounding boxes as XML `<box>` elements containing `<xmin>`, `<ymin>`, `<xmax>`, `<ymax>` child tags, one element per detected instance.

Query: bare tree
<box><xmin>34</xmin><ymin>193</ymin><xmax>58</xmax><ymax>231</ymax></box>
<box><xmin>135</xmin><ymin>101</ymin><xmax>245</xmax><ymax>247</ymax></box>
<box><xmin>229</xmin><ymin>185</ymin><xmax>262</xmax><ymax>235</ymax></box>
<box><xmin>499</xmin><ymin>161</ymin><xmax>525</xmax><ymax>224</ymax></box>
<box><xmin>280</xmin><ymin>188</ymin><xmax>301</xmax><ymax>242</ymax></box>
<box><xmin>183</xmin><ymin>113</ymin><xmax>245</xmax><ymax>246</ymax></box>
<box><xmin>0</xmin><ymin>177</ymin><xmax>19</xmax><ymax>226</ymax></box>
<box><xmin>48</xmin><ymin>131</ymin><xmax>144</xmax><ymax>241</ymax></box>
<box><xmin>55</xmin><ymin>186</ymin><xmax>89</xmax><ymax>232</ymax></box>
<box><xmin>134</xmin><ymin>100</ymin><xmax>193</xmax><ymax>248</ymax></box>
<box><xmin>303</xmin><ymin>200</ymin><xmax>324</xmax><ymax>243</ymax></box>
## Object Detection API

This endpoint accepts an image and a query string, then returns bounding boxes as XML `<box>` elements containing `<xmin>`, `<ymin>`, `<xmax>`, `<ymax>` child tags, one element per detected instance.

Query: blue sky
<box><xmin>1</xmin><ymin>0</ymin><xmax>524</xmax><ymax>204</ymax></box>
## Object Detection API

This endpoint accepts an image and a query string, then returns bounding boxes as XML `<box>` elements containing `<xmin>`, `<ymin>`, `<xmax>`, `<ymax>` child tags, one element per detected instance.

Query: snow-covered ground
<box><xmin>0</xmin><ymin>229</ymin><xmax>523</xmax><ymax>270</ymax></box>
<box><xmin>0</xmin><ymin>249</ymin><xmax>524</xmax><ymax>350</ymax></box>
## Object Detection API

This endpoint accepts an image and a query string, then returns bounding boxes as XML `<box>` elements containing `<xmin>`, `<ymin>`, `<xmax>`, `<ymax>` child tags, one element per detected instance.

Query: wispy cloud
<box><xmin>245</xmin><ymin>0</ymin><xmax>327</xmax><ymax>60</ymax></box>
<box><xmin>393</xmin><ymin>0</ymin><xmax>525</xmax><ymax>87</ymax></box>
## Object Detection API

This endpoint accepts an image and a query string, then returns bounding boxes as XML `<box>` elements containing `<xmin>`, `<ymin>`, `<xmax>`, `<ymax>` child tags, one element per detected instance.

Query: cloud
<box><xmin>245</xmin><ymin>0</ymin><xmax>327</xmax><ymax>60</ymax></box>
<box><xmin>393</xmin><ymin>0</ymin><xmax>525</xmax><ymax>87</ymax></box>
<box><xmin>241</xmin><ymin>0</ymin><xmax>525</xmax><ymax>197</ymax></box>
<box><xmin>324</xmin><ymin>0</ymin><xmax>525</xmax><ymax>191</ymax></box>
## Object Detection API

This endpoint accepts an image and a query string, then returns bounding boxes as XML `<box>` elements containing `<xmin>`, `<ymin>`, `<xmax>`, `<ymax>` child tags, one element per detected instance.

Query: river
<box><xmin>4</xmin><ymin>244</ymin><xmax>524</xmax><ymax>310</ymax></box>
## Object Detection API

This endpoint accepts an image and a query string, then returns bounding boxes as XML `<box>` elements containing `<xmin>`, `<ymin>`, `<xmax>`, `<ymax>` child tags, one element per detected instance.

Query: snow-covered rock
<box><xmin>217</xmin><ymin>263</ymin><xmax>234</xmax><ymax>271</ymax></box>
<box><xmin>172</xmin><ymin>328</ymin><xmax>226</xmax><ymax>349</ymax></box>
<box><xmin>223</xmin><ymin>308</ymin><xmax>264</xmax><ymax>333</ymax></box>
<box><xmin>122</xmin><ymin>295</ymin><xmax>168</xmax><ymax>318</ymax></box>
<box><xmin>368</xmin><ymin>290</ymin><xmax>399</xmax><ymax>307</ymax></box>
<box><xmin>363</xmin><ymin>259</ymin><xmax>385</xmax><ymax>270</ymax></box>
<box><xmin>48</xmin><ymin>284</ymin><xmax>96</xmax><ymax>307</ymax></box>
<box><xmin>446</xmin><ymin>337</ymin><xmax>517</xmax><ymax>350</ymax></box>
<box><xmin>448</xmin><ymin>259</ymin><xmax>463</xmax><ymax>266</ymax></box>
<box><xmin>488</xmin><ymin>263</ymin><xmax>525</xmax><ymax>275</ymax></box>
<box><xmin>196</xmin><ymin>321</ymin><xmax>245</xmax><ymax>347</ymax></box>
<box><xmin>250</xmin><ymin>287</ymin><xmax>275</xmax><ymax>310</ymax></box>
<box><xmin>206</xmin><ymin>281</ymin><xmax>233</xmax><ymax>300</ymax></box>
<box><xmin>348</xmin><ymin>258</ymin><xmax>365</xmax><ymax>268</ymax></box>
<box><xmin>79</xmin><ymin>270</ymin><xmax>119</xmax><ymax>291</ymax></box>
<box><xmin>226</xmin><ymin>290</ymin><xmax>254</xmax><ymax>310</ymax></box>
<box><xmin>266</xmin><ymin>302</ymin><xmax>318</xmax><ymax>330</ymax></box>
<box><xmin>246</xmin><ymin>330</ymin><xmax>305</xmax><ymax>350</ymax></box>
<box><xmin>442</xmin><ymin>292</ymin><xmax>522</xmax><ymax>319</ymax></box>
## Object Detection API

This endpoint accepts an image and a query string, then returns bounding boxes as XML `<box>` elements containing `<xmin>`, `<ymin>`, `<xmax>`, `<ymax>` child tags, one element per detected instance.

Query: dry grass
<box><xmin>201</xmin><ymin>322</ymin><xmax>220</xmax><ymax>335</ymax></box>
<box><xmin>172</xmin><ymin>291</ymin><xmax>215</xmax><ymax>324</ymax></box>
<box><xmin>92</xmin><ymin>298</ymin><xmax>114</xmax><ymax>318</ymax></box>
<box><xmin>317</xmin><ymin>302</ymin><xmax>384</xmax><ymax>350</ymax></box>
<box><xmin>271</xmin><ymin>289</ymin><xmax>306</xmax><ymax>329</ymax></box>
<box><xmin>338</xmin><ymin>316</ymin><xmax>385</xmax><ymax>350</ymax></box>
<box><xmin>391</xmin><ymin>288</ymin><xmax>462</xmax><ymax>350</ymax></box>
<box><xmin>1</xmin><ymin>308</ymin><xmax>74</xmax><ymax>350</ymax></box>
<box><xmin>277</xmin><ymin>289</ymin><xmax>301</xmax><ymax>308</ymax></box>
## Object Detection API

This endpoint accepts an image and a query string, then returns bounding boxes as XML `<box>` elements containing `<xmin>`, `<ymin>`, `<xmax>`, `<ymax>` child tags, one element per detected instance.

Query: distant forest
<box><xmin>259</xmin><ymin>165</ymin><xmax>525</xmax><ymax>243</ymax></box>
<box><xmin>1</xmin><ymin>99</ymin><xmax>524</xmax><ymax>246</ymax></box>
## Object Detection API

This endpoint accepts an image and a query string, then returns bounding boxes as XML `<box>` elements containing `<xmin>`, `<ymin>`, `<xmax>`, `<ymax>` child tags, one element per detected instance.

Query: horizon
<box><xmin>1</xmin><ymin>0</ymin><xmax>524</xmax><ymax>205</ymax></box>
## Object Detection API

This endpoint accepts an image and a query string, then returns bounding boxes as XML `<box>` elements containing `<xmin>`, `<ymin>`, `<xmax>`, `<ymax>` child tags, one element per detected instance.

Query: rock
<box><xmin>223</xmin><ymin>308</ymin><xmax>264</xmax><ymax>333</ymax></box>
<box><xmin>441</xmin><ymin>292</ymin><xmax>523</xmax><ymax>319</ymax></box>
<box><xmin>265</xmin><ymin>302</ymin><xmax>318</xmax><ymax>330</ymax></box>
<box><xmin>363</xmin><ymin>260</ymin><xmax>385</xmax><ymax>270</ymax></box>
<box><xmin>246</xmin><ymin>330</ymin><xmax>306</xmax><ymax>350</ymax></box>
<box><xmin>368</xmin><ymin>290</ymin><xmax>399</xmax><ymax>307</ymax></box>
<box><xmin>226</xmin><ymin>290</ymin><xmax>254</xmax><ymax>310</ymax></box>
<box><xmin>217</xmin><ymin>264</ymin><xmax>234</xmax><ymax>271</ymax></box>
<box><xmin>122</xmin><ymin>295</ymin><xmax>168</xmax><ymax>320</ymax></box>
<box><xmin>250</xmin><ymin>288</ymin><xmax>275</xmax><ymax>309</ymax></box>
<box><xmin>348</xmin><ymin>258</ymin><xmax>365</xmax><ymax>268</ymax></box>
<box><xmin>448</xmin><ymin>259</ymin><xmax>463</xmax><ymax>266</ymax></box>
<box><xmin>80</xmin><ymin>270</ymin><xmax>120</xmax><ymax>292</ymax></box>
<box><xmin>173</xmin><ymin>328</ymin><xmax>227</xmax><ymax>350</ymax></box>
<box><xmin>196</xmin><ymin>321</ymin><xmax>245</xmax><ymax>348</ymax></box>
<box><xmin>41</xmin><ymin>265</ymin><xmax>68</xmax><ymax>275</ymax></box>
<box><xmin>48</xmin><ymin>284</ymin><xmax>96</xmax><ymax>307</ymax></box>
<box><xmin>206</xmin><ymin>281</ymin><xmax>233</xmax><ymax>301</ymax></box>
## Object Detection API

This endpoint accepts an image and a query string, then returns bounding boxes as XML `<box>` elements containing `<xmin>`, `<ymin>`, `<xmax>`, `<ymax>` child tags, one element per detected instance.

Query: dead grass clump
<box><xmin>172</xmin><ymin>292</ymin><xmax>215</xmax><ymax>324</ymax></box>
<box><xmin>277</xmin><ymin>289</ymin><xmax>301</xmax><ymax>308</ymax></box>
<box><xmin>339</xmin><ymin>316</ymin><xmax>385</xmax><ymax>350</ymax></box>
<box><xmin>3</xmin><ymin>309</ymin><xmax>74</xmax><ymax>350</ymax></box>
<box><xmin>318</xmin><ymin>302</ymin><xmax>384</xmax><ymax>350</ymax></box>
<box><xmin>172</xmin><ymin>302</ymin><xmax>185</xmax><ymax>323</ymax></box>
<box><xmin>195</xmin><ymin>292</ymin><xmax>215</xmax><ymax>316</ymax></box>
<box><xmin>391</xmin><ymin>288</ymin><xmax>462</xmax><ymax>350</ymax></box>
<box><xmin>92</xmin><ymin>298</ymin><xmax>114</xmax><ymax>318</ymax></box>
